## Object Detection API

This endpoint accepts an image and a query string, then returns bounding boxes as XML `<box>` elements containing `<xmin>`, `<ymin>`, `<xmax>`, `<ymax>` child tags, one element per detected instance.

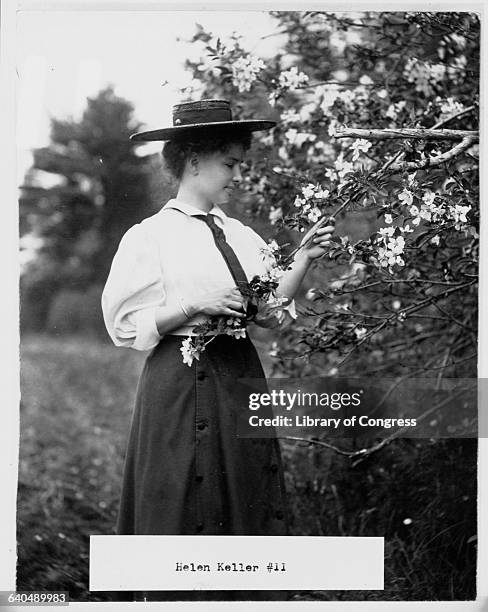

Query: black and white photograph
<box><xmin>2</xmin><ymin>1</ymin><xmax>486</xmax><ymax>608</ymax></box>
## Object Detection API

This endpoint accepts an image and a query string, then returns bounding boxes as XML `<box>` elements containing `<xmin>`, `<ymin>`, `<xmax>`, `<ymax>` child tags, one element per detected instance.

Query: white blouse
<box><xmin>101</xmin><ymin>198</ymin><xmax>296</xmax><ymax>351</ymax></box>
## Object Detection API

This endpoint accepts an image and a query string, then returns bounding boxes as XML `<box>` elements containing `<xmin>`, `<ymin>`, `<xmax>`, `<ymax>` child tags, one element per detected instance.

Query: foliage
<box><xmin>19</xmin><ymin>87</ymin><xmax>159</xmax><ymax>330</ymax></box>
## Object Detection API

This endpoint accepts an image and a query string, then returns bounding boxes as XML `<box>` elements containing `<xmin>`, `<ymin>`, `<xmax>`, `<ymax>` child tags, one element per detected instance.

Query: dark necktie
<box><xmin>198</xmin><ymin>214</ymin><xmax>249</xmax><ymax>291</ymax></box>
<box><xmin>198</xmin><ymin>214</ymin><xmax>258</xmax><ymax>318</ymax></box>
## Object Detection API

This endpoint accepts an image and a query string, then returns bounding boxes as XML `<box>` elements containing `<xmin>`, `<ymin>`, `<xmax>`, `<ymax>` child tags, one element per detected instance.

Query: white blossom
<box><xmin>438</xmin><ymin>97</ymin><xmax>466</xmax><ymax>122</ymax></box>
<box><xmin>448</xmin><ymin>204</ymin><xmax>471</xmax><ymax>229</ymax></box>
<box><xmin>315</xmin><ymin>187</ymin><xmax>330</xmax><ymax>200</ymax></box>
<box><xmin>403</xmin><ymin>58</ymin><xmax>446</xmax><ymax>96</ymax></box>
<box><xmin>278</xmin><ymin>66</ymin><xmax>309</xmax><ymax>90</ymax></box>
<box><xmin>422</xmin><ymin>190</ymin><xmax>436</xmax><ymax>206</ymax></box>
<box><xmin>447</xmin><ymin>55</ymin><xmax>467</xmax><ymax>84</ymax></box>
<box><xmin>398</xmin><ymin>188</ymin><xmax>414</xmax><ymax>206</ymax></box>
<box><xmin>379</xmin><ymin>226</ymin><xmax>395</xmax><ymax>238</ymax></box>
<box><xmin>301</xmin><ymin>183</ymin><xmax>316</xmax><ymax>199</ymax></box>
<box><xmin>450</xmin><ymin>33</ymin><xmax>466</xmax><ymax>50</ymax></box>
<box><xmin>299</xmin><ymin>103</ymin><xmax>316</xmax><ymax>122</ymax></box>
<box><xmin>385</xmin><ymin>100</ymin><xmax>406</xmax><ymax>121</ymax></box>
<box><xmin>359</xmin><ymin>75</ymin><xmax>374</xmax><ymax>85</ymax></box>
<box><xmin>327</xmin><ymin>118</ymin><xmax>339</xmax><ymax>137</ymax></box>
<box><xmin>285</xmin><ymin>128</ymin><xmax>317</xmax><ymax>147</ymax></box>
<box><xmin>354</xmin><ymin>327</ymin><xmax>368</xmax><ymax>340</ymax></box>
<box><xmin>325</xmin><ymin>167</ymin><xmax>338</xmax><ymax>182</ymax></box>
<box><xmin>278</xmin><ymin>145</ymin><xmax>289</xmax><ymax>161</ymax></box>
<box><xmin>334</xmin><ymin>152</ymin><xmax>354</xmax><ymax>178</ymax></box>
<box><xmin>319</xmin><ymin>86</ymin><xmax>341</xmax><ymax>112</ymax></box>
<box><xmin>384</xmin><ymin>213</ymin><xmax>393</xmax><ymax>224</ymax></box>
<box><xmin>307</xmin><ymin>207</ymin><xmax>322</xmax><ymax>223</ymax></box>
<box><xmin>376</xmin><ymin>229</ymin><xmax>406</xmax><ymax>269</ymax></box>
<box><xmin>268</xmin><ymin>206</ymin><xmax>283</xmax><ymax>225</ymax></box>
<box><xmin>180</xmin><ymin>337</ymin><xmax>200</xmax><ymax>367</ymax></box>
<box><xmin>350</xmin><ymin>138</ymin><xmax>372</xmax><ymax>162</ymax></box>
<box><xmin>225</xmin><ymin>326</ymin><xmax>247</xmax><ymax>339</ymax></box>
<box><xmin>231</xmin><ymin>55</ymin><xmax>266</xmax><ymax>92</ymax></box>
<box><xmin>280</xmin><ymin>108</ymin><xmax>301</xmax><ymax>125</ymax></box>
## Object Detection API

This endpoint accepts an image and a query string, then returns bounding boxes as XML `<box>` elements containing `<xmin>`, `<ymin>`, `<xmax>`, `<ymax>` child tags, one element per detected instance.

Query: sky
<box><xmin>15</xmin><ymin>9</ymin><xmax>286</xmax><ymax>181</ymax></box>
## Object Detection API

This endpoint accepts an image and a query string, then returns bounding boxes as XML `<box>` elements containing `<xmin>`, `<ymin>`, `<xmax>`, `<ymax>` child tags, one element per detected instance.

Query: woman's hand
<box><xmin>299</xmin><ymin>218</ymin><xmax>336</xmax><ymax>261</ymax></box>
<box><xmin>193</xmin><ymin>287</ymin><xmax>246</xmax><ymax>318</ymax></box>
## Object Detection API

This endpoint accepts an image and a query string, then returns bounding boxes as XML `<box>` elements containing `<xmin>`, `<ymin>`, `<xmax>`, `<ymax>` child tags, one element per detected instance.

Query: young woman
<box><xmin>101</xmin><ymin>99</ymin><xmax>334</xmax><ymax>600</ymax></box>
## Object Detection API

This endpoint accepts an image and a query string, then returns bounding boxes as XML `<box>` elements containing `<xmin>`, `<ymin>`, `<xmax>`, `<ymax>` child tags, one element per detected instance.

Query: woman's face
<box><xmin>193</xmin><ymin>142</ymin><xmax>245</xmax><ymax>206</ymax></box>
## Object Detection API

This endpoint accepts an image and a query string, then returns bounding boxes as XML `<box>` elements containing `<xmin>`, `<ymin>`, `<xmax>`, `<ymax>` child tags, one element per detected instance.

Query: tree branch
<box><xmin>278</xmin><ymin>385</ymin><xmax>470</xmax><ymax>465</ymax></box>
<box><xmin>334</xmin><ymin>127</ymin><xmax>478</xmax><ymax>142</ymax></box>
<box><xmin>388</xmin><ymin>137</ymin><xmax>477</xmax><ymax>172</ymax></box>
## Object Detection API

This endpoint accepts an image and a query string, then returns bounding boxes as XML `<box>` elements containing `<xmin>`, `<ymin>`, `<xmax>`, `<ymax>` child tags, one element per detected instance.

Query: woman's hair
<box><xmin>161</xmin><ymin>129</ymin><xmax>252</xmax><ymax>181</ymax></box>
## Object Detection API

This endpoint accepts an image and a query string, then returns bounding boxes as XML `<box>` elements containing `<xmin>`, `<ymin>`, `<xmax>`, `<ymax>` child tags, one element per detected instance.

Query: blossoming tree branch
<box><xmin>180</xmin><ymin>12</ymin><xmax>478</xmax><ymax>452</ymax></box>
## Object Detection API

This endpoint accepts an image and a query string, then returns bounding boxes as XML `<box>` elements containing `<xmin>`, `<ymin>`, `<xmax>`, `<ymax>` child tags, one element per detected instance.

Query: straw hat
<box><xmin>130</xmin><ymin>99</ymin><xmax>276</xmax><ymax>142</ymax></box>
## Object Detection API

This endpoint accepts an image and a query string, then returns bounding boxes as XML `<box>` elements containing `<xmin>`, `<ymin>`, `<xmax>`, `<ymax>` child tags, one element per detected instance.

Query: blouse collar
<box><xmin>162</xmin><ymin>198</ymin><xmax>227</xmax><ymax>221</ymax></box>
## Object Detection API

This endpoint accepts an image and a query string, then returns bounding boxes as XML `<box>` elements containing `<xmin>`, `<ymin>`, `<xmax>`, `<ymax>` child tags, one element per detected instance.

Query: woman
<box><xmin>101</xmin><ymin>99</ymin><xmax>334</xmax><ymax>600</ymax></box>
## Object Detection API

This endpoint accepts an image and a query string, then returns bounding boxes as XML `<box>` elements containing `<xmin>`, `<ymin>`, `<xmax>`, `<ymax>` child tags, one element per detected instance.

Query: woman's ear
<box><xmin>189</xmin><ymin>152</ymin><xmax>199</xmax><ymax>176</ymax></box>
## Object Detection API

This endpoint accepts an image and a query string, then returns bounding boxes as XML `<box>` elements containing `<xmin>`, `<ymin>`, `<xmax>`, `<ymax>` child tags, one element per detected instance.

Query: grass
<box><xmin>18</xmin><ymin>333</ymin><xmax>145</xmax><ymax>601</ymax></box>
<box><xmin>17</xmin><ymin>333</ymin><xmax>477</xmax><ymax>601</ymax></box>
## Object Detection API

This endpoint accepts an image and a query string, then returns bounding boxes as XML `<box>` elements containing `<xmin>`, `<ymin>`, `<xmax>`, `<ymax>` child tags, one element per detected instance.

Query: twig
<box><xmin>278</xmin><ymin>436</ymin><xmax>362</xmax><ymax>457</ymax></box>
<box><xmin>378</xmin><ymin>149</ymin><xmax>404</xmax><ymax>173</ymax></box>
<box><xmin>431</xmin><ymin>105</ymin><xmax>476</xmax><ymax>130</ymax></box>
<box><xmin>284</xmin><ymin>197</ymin><xmax>350</xmax><ymax>264</ymax></box>
<box><xmin>350</xmin><ymin>386</ymin><xmax>468</xmax><ymax>466</ymax></box>
<box><xmin>278</xmin><ymin>385</ymin><xmax>468</xmax><ymax>464</ymax></box>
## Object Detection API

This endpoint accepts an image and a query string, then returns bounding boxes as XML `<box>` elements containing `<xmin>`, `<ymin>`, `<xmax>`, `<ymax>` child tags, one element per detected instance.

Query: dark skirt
<box><xmin>115</xmin><ymin>333</ymin><xmax>290</xmax><ymax>601</ymax></box>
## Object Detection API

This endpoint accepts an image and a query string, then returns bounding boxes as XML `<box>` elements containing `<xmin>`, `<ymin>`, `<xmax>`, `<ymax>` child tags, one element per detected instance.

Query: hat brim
<box><xmin>130</xmin><ymin>120</ymin><xmax>276</xmax><ymax>142</ymax></box>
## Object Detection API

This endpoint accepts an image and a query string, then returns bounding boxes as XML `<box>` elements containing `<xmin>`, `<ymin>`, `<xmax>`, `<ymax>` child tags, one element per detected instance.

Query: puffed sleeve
<box><xmin>101</xmin><ymin>224</ymin><xmax>165</xmax><ymax>351</ymax></box>
<box><xmin>245</xmin><ymin>226</ymin><xmax>297</xmax><ymax>324</ymax></box>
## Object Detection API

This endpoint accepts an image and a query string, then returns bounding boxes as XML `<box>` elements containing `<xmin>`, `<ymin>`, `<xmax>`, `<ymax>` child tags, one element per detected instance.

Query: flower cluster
<box><xmin>180</xmin><ymin>247</ymin><xmax>291</xmax><ymax>366</ymax></box>
<box><xmin>448</xmin><ymin>204</ymin><xmax>472</xmax><ymax>230</ymax></box>
<box><xmin>399</xmin><ymin>189</ymin><xmax>472</xmax><ymax>231</ymax></box>
<box><xmin>437</xmin><ymin>97</ymin><xmax>467</xmax><ymax>122</ymax></box>
<box><xmin>280</xmin><ymin>108</ymin><xmax>302</xmax><ymax>126</ymax></box>
<box><xmin>231</xmin><ymin>55</ymin><xmax>266</xmax><ymax>92</ymax></box>
<box><xmin>180</xmin><ymin>316</ymin><xmax>247</xmax><ymax>367</ymax></box>
<box><xmin>293</xmin><ymin>183</ymin><xmax>330</xmax><ymax>223</ymax></box>
<box><xmin>269</xmin><ymin>67</ymin><xmax>309</xmax><ymax>105</ymax></box>
<box><xmin>278</xmin><ymin>66</ymin><xmax>309</xmax><ymax>90</ymax></box>
<box><xmin>385</xmin><ymin>100</ymin><xmax>407</xmax><ymax>121</ymax></box>
<box><xmin>403</xmin><ymin>58</ymin><xmax>446</xmax><ymax>96</ymax></box>
<box><xmin>284</xmin><ymin>128</ymin><xmax>317</xmax><ymax>148</ymax></box>
<box><xmin>375</xmin><ymin>227</ymin><xmax>407</xmax><ymax>269</ymax></box>
<box><xmin>446</xmin><ymin>55</ymin><xmax>467</xmax><ymax>85</ymax></box>
<box><xmin>350</xmin><ymin>138</ymin><xmax>372</xmax><ymax>162</ymax></box>
<box><xmin>325</xmin><ymin>152</ymin><xmax>354</xmax><ymax>185</ymax></box>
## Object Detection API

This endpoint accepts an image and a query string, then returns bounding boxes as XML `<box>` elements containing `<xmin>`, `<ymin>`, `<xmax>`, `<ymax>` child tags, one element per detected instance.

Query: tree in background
<box><xmin>20</xmin><ymin>86</ymin><xmax>162</xmax><ymax>331</ymax></box>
